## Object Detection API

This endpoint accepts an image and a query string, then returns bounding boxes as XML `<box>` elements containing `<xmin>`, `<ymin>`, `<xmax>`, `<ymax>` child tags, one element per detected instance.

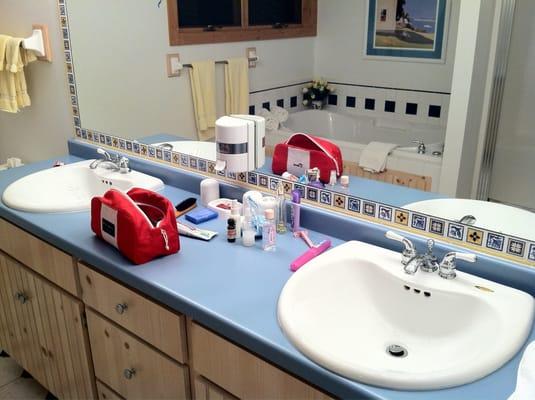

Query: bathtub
<box><xmin>266</xmin><ymin>110</ymin><xmax>444</xmax><ymax>192</ymax></box>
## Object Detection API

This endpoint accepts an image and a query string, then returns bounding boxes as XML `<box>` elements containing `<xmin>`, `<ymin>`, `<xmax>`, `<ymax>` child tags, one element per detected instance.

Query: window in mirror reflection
<box><xmin>178</xmin><ymin>0</ymin><xmax>241</xmax><ymax>28</ymax></box>
<box><xmin>249</xmin><ymin>0</ymin><xmax>302</xmax><ymax>26</ymax></box>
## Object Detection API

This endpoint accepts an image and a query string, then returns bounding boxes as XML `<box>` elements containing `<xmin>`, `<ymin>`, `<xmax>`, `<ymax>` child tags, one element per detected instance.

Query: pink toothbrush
<box><xmin>290</xmin><ymin>230</ymin><xmax>331</xmax><ymax>272</ymax></box>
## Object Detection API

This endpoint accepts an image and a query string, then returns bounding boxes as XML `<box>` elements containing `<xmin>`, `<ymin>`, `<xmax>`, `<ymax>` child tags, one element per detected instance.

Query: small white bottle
<box><xmin>230</xmin><ymin>200</ymin><xmax>242</xmax><ymax>238</ymax></box>
<box><xmin>262</xmin><ymin>209</ymin><xmax>276</xmax><ymax>252</ymax></box>
<box><xmin>242</xmin><ymin>207</ymin><xmax>256</xmax><ymax>247</ymax></box>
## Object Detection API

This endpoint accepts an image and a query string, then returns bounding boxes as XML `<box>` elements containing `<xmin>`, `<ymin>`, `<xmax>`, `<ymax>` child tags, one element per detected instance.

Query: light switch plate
<box><xmin>246</xmin><ymin>47</ymin><xmax>257</xmax><ymax>68</ymax></box>
<box><xmin>166</xmin><ymin>53</ymin><xmax>181</xmax><ymax>77</ymax></box>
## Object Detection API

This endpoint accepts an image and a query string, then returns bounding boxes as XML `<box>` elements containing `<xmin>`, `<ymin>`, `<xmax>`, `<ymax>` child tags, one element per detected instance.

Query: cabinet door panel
<box><xmin>87</xmin><ymin>310</ymin><xmax>189</xmax><ymax>400</ymax></box>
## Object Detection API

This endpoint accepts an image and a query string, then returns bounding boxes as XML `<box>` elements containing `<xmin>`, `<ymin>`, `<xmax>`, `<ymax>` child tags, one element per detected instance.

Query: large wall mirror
<box><xmin>64</xmin><ymin>0</ymin><xmax>535</xmax><ymax>262</ymax></box>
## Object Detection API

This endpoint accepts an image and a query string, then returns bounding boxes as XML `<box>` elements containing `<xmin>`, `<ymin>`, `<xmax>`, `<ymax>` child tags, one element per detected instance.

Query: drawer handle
<box><xmin>115</xmin><ymin>303</ymin><xmax>128</xmax><ymax>315</ymax></box>
<box><xmin>15</xmin><ymin>292</ymin><xmax>28</xmax><ymax>304</ymax></box>
<box><xmin>123</xmin><ymin>368</ymin><xmax>136</xmax><ymax>380</ymax></box>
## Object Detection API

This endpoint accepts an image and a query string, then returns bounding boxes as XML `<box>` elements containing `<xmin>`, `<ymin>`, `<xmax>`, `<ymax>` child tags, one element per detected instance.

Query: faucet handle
<box><xmin>385</xmin><ymin>231</ymin><xmax>416</xmax><ymax>266</ymax></box>
<box><xmin>118</xmin><ymin>157</ymin><xmax>130</xmax><ymax>174</ymax></box>
<box><xmin>438</xmin><ymin>251</ymin><xmax>477</xmax><ymax>279</ymax></box>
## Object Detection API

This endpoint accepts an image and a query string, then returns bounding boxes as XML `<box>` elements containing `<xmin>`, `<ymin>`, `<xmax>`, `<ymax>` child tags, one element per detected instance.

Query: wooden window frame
<box><xmin>167</xmin><ymin>0</ymin><xmax>317</xmax><ymax>46</ymax></box>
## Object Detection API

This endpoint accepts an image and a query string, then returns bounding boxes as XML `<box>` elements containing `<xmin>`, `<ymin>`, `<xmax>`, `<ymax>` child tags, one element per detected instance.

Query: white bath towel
<box><xmin>509</xmin><ymin>341</ymin><xmax>535</xmax><ymax>400</ymax></box>
<box><xmin>358</xmin><ymin>141</ymin><xmax>398</xmax><ymax>173</ymax></box>
<box><xmin>259</xmin><ymin>108</ymin><xmax>279</xmax><ymax>131</ymax></box>
<box><xmin>271</xmin><ymin>105</ymin><xmax>289</xmax><ymax>123</ymax></box>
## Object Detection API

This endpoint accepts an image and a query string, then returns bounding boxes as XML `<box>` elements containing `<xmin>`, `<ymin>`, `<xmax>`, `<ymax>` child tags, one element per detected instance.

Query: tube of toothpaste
<box><xmin>177</xmin><ymin>221</ymin><xmax>218</xmax><ymax>241</ymax></box>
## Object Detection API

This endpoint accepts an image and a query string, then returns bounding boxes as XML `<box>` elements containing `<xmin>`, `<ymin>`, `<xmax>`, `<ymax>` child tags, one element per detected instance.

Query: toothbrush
<box><xmin>290</xmin><ymin>230</ymin><xmax>331</xmax><ymax>272</ymax></box>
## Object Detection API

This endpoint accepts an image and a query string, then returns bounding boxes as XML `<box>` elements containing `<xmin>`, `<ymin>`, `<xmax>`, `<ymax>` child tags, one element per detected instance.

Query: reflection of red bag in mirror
<box><xmin>91</xmin><ymin>188</ymin><xmax>180</xmax><ymax>264</ymax></box>
<box><xmin>272</xmin><ymin>133</ymin><xmax>343</xmax><ymax>183</ymax></box>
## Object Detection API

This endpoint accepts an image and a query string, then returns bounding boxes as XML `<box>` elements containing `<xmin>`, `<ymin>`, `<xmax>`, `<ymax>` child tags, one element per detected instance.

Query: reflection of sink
<box><xmin>404</xmin><ymin>198</ymin><xmax>535</xmax><ymax>238</ymax></box>
<box><xmin>2</xmin><ymin>160</ymin><xmax>164</xmax><ymax>213</ymax></box>
<box><xmin>153</xmin><ymin>141</ymin><xmax>216</xmax><ymax>160</ymax></box>
<box><xmin>278</xmin><ymin>241</ymin><xmax>534</xmax><ymax>390</ymax></box>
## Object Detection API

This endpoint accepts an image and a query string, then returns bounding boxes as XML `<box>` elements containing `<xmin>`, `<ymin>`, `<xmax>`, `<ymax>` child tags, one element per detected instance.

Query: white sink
<box><xmin>153</xmin><ymin>141</ymin><xmax>216</xmax><ymax>161</ymax></box>
<box><xmin>2</xmin><ymin>160</ymin><xmax>164</xmax><ymax>213</ymax></box>
<box><xmin>404</xmin><ymin>198</ymin><xmax>535</xmax><ymax>239</ymax></box>
<box><xmin>278</xmin><ymin>241</ymin><xmax>534</xmax><ymax>390</ymax></box>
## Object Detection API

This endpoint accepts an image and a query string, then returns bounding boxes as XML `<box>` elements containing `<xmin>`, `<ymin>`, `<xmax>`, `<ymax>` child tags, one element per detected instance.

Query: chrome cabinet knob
<box><xmin>15</xmin><ymin>292</ymin><xmax>28</xmax><ymax>304</ymax></box>
<box><xmin>123</xmin><ymin>368</ymin><xmax>136</xmax><ymax>380</ymax></box>
<box><xmin>115</xmin><ymin>303</ymin><xmax>128</xmax><ymax>315</ymax></box>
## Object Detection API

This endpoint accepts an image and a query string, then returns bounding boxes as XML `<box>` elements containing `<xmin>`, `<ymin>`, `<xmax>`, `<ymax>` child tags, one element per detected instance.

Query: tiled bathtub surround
<box><xmin>324</xmin><ymin>83</ymin><xmax>450</xmax><ymax>127</ymax></box>
<box><xmin>60</xmin><ymin>0</ymin><xmax>533</xmax><ymax>267</ymax></box>
<box><xmin>249</xmin><ymin>83</ymin><xmax>308</xmax><ymax>115</ymax></box>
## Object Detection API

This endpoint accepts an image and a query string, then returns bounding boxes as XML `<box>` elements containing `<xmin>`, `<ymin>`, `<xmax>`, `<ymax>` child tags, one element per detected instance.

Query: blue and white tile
<box><xmin>447</xmin><ymin>223</ymin><xmax>464</xmax><ymax>241</ymax></box>
<box><xmin>486</xmin><ymin>233</ymin><xmax>505</xmax><ymax>252</ymax></box>
<box><xmin>507</xmin><ymin>239</ymin><xmax>525</xmax><ymax>257</ymax></box>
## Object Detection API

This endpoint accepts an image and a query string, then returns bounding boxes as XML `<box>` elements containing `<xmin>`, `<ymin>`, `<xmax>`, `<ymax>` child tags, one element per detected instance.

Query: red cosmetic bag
<box><xmin>272</xmin><ymin>133</ymin><xmax>343</xmax><ymax>183</ymax></box>
<box><xmin>91</xmin><ymin>188</ymin><xmax>180</xmax><ymax>264</ymax></box>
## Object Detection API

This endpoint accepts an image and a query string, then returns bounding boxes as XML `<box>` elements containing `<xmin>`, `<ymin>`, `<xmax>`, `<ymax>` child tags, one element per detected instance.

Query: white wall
<box><xmin>314</xmin><ymin>0</ymin><xmax>460</xmax><ymax>93</ymax></box>
<box><xmin>68</xmin><ymin>0</ymin><xmax>315</xmax><ymax>141</ymax></box>
<box><xmin>0</xmin><ymin>0</ymin><xmax>73</xmax><ymax>163</ymax></box>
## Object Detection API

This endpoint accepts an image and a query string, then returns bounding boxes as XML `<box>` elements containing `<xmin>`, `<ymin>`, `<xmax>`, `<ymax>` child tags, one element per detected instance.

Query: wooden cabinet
<box><xmin>0</xmin><ymin>217</ymin><xmax>333</xmax><ymax>400</ymax></box>
<box><xmin>79</xmin><ymin>263</ymin><xmax>187</xmax><ymax>363</ymax></box>
<box><xmin>0</xmin><ymin>252</ymin><xmax>95</xmax><ymax>399</ymax></box>
<box><xmin>191</xmin><ymin>322</ymin><xmax>332</xmax><ymax>400</ymax></box>
<box><xmin>0</xmin><ymin>218</ymin><xmax>78</xmax><ymax>296</ymax></box>
<box><xmin>87</xmin><ymin>310</ymin><xmax>189</xmax><ymax>400</ymax></box>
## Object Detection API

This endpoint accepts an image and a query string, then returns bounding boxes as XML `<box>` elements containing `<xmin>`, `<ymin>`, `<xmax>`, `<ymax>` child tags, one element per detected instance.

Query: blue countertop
<box><xmin>0</xmin><ymin>154</ymin><xmax>533</xmax><ymax>400</ymax></box>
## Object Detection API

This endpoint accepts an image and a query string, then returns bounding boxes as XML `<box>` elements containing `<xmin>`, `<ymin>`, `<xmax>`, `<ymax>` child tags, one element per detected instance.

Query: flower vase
<box><xmin>312</xmin><ymin>100</ymin><xmax>323</xmax><ymax>110</ymax></box>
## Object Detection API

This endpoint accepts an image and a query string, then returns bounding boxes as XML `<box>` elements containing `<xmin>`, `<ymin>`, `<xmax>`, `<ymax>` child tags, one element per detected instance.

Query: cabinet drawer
<box><xmin>96</xmin><ymin>380</ymin><xmax>125</xmax><ymax>400</ymax></box>
<box><xmin>79</xmin><ymin>263</ymin><xmax>186</xmax><ymax>362</ymax></box>
<box><xmin>87</xmin><ymin>310</ymin><xmax>189</xmax><ymax>400</ymax></box>
<box><xmin>191</xmin><ymin>323</ymin><xmax>332</xmax><ymax>400</ymax></box>
<box><xmin>194</xmin><ymin>375</ymin><xmax>238</xmax><ymax>400</ymax></box>
<box><xmin>0</xmin><ymin>218</ymin><xmax>78</xmax><ymax>296</ymax></box>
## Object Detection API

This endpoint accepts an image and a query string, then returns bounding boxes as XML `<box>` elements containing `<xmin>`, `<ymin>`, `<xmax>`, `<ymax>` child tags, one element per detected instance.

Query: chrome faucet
<box><xmin>385</xmin><ymin>231</ymin><xmax>475</xmax><ymax>278</ymax></box>
<box><xmin>89</xmin><ymin>148</ymin><xmax>130</xmax><ymax>174</ymax></box>
<box><xmin>411</xmin><ymin>140</ymin><xmax>426</xmax><ymax>154</ymax></box>
<box><xmin>438</xmin><ymin>252</ymin><xmax>477</xmax><ymax>279</ymax></box>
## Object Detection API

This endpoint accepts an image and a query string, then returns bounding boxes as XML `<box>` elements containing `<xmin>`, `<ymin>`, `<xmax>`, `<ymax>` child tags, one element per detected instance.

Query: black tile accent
<box><xmin>385</xmin><ymin>100</ymin><xmax>396</xmax><ymax>113</ymax></box>
<box><xmin>346</xmin><ymin>96</ymin><xmax>356</xmax><ymax>108</ymax></box>
<box><xmin>249</xmin><ymin>105</ymin><xmax>255</xmax><ymax>115</ymax></box>
<box><xmin>262</xmin><ymin>101</ymin><xmax>270</xmax><ymax>111</ymax></box>
<box><xmin>406</xmin><ymin>102</ymin><xmax>418</xmax><ymax>115</ymax></box>
<box><xmin>328</xmin><ymin>94</ymin><xmax>338</xmax><ymax>106</ymax></box>
<box><xmin>365</xmin><ymin>98</ymin><xmax>375</xmax><ymax>110</ymax></box>
<box><xmin>429</xmin><ymin>105</ymin><xmax>442</xmax><ymax>118</ymax></box>
<box><xmin>290</xmin><ymin>96</ymin><xmax>297</xmax><ymax>107</ymax></box>
<box><xmin>276</xmin><ymin>98</ymin><xmax>284</xmax><ymax>107</ymax></box>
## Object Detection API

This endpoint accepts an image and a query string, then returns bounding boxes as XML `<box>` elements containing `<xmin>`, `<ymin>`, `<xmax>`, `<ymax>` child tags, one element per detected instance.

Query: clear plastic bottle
<box><xmin>275</xmin><ymin>181</ymin><xmax>287</xmax><ymax>234</ymax></box>
<box><xmin>242</xmin><ymin>207</ymin><xmax>256</xmax><ymax>247</ymax></box>
<box><xmin>262</xmin><ymin>209</ymin><xmax>276</xmax><ymax>251</ymax></box>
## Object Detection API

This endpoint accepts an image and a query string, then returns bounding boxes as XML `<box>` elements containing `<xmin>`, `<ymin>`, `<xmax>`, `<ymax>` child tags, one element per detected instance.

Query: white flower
<box><xmin>303</xmin><ymin>99</ymin><xmax>309</xmax><ymax>105</ymax></box>
<box><xmin>302</xmin><ymin>87</ymin><xmax>308</xmax><ymax>94</ymax></box>
<box><xmin>310</xmin><ymin>94</ymin><xmax>316</xmax><ymax>99</ymax></box>
<box><xmin>307</xmin><ymin>83</ymin><xmax>313</xmax><ymax>88</ymax></box>
<box><xmin>319</xmin><ymin>86</ymin><xmax>325</xmax><ymax>92</ymax></box>
<box><xmin>326</xmin><ymin>85</ymin><xmax>333</xmax><ymax>92</ymax></box>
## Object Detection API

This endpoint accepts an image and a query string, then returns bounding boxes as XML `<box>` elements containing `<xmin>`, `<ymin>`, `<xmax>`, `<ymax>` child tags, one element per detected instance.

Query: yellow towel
<box><xmin>224</xmin><ymin>58</ymin><xmax>249</xmax><ymax>115</ymax></box>
<box><xmin>189</xmin><ymin>61</ymin><xmax>217</xmax><ymax>141</ymax></box>
<box><xmin>0</xmin><ymin>35</ymin><xmax>37</xmax><ymax>113</ymax></box>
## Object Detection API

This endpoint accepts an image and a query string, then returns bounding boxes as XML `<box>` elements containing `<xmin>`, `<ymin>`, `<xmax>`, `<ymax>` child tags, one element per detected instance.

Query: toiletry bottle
<box><xmin>262</xmin><ymin>209</ymin><xmax>276</xmax><ymax>251</ymax></box>
<box><xmin>227</xmin><ymin>218</ymin><xmax>236</xmax><ymax>243</ymax></box>
<box><xmin>230</xmin><ymin>200</ymin><xmax>242</xmax><ymax>238</ymax></box>
<box><xmin>275</xmin><ymin>181</ymin><xmax>287</xmax><ymax>234</ymax></box>
<box><xmin>242</xmin><ymin>207</ymin><xmax>256</xmax><ymax>247</ymax></box>
<box><xmin>329</xmin><ymin>170</ymin><xmax>337</xmax><ymax>187</ymax></box>
<box><xmin>288</xmin><ymin>190</ymin><xmax>301</xmax><ymax>233</ymax></box>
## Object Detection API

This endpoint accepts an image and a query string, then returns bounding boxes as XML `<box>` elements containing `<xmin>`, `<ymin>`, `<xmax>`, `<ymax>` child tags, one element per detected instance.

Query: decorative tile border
<box><xmin>59</xmin><ymin>0</ymin><xmax>535</xmax><ymax>268</ymax></box>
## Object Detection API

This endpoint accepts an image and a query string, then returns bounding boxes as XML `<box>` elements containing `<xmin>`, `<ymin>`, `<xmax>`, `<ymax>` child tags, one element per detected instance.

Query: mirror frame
<box><xmin>57</xmin><ymin>0</ymin><xmax>535</xmax><ymax>267</ymax></box>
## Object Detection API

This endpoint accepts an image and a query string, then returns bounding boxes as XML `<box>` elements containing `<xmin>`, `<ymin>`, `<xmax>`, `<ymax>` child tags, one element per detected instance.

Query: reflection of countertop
<box><xmin>1</xmin><ymin>145</ymin><xmax>534</xmax><ymax>399</ymax></box>
<box><xmin>140</xmin><ymin>133</ymin><xmax>446</xmax><ymax>208</ymax></box>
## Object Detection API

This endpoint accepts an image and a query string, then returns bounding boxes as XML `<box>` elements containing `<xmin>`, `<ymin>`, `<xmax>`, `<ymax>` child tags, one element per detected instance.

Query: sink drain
<box><xmin>386</xmin><ymin>344</ymin><xmax>408</xmax><ymax>358</ymax></box>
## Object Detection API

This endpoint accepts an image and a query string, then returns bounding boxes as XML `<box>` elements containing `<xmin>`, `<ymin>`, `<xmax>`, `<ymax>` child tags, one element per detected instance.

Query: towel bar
<box><xmin>21</xmin><ymin>24</ymin><xmax>52</xmax><ymax>62</ymax></box>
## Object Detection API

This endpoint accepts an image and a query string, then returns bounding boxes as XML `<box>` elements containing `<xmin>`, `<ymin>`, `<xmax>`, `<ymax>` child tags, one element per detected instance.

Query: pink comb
<box><xmin>290</xmin><ymin>230</ymin><xmax>331</xmax><ymax>271</ymax></box>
